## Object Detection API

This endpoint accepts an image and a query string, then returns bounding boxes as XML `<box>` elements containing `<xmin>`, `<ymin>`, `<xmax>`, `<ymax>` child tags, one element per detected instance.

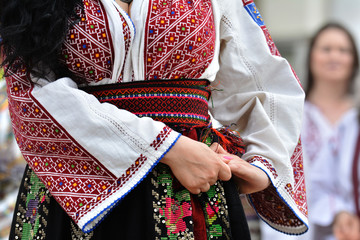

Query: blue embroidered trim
<box><xmin>137</xmin><ymin>113</ymin><xmax>208</xmax><ymax>121</ymax></box>
<box><xmin>244</xmin><ymin>2</ymin><xmax>265</xmax><ymax>27</ymax></box>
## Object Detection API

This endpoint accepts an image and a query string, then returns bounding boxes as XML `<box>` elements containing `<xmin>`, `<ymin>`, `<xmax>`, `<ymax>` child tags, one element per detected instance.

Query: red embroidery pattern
<box><xmin>303</xmin><ymin>112</ymin><xmax>322</xmax><ymax>163</ymax></box>
<box><xmin>81</xmin><ymin>79</ymin><xmax>211</xmax><ymax>125</ymax></box>
<box><xmin>5</xmin><ymin>0</ymin><xmax>175</xmax><ymax>230</ymax></box>
<box><xmin>151</xmin><ymin>126</ymin><xmax>172</xmax><ymax>150</ymax></box>
<box><xmin>260</xmin><ymin>26</ymin><xmax>280</xmax><ymax>56</ymax></box>
<box><xmin>248</xmin><ymin>143</ymin><xmax>307</xmax><ymax>227</ymax></box>
<box><xmin>285</xmin><ymin>183</ymin><xmax>293</xmax><ymax>195</ymax></box>
<box><xmin>6</xmin><ymin>65</ymin><xmax>156</xmax><ymax>226</ymax></box>
<box><xmin>291</xmin><ymin>140</ymin><xmax>307</xmax><ymax>216</ymax></box>
<box><xmin>144</xmin><ymin>0</ymin><xmax>216</xmax><ymax>80</ymax></box>
<box><xmin>62</xmin><ymin>0</ymin><xmax>114</xmax><ymax>83</ymax></box>
<box><xmin>249</xmin><ymin>156</ymin><xmax>278</xmax><ymax>178</ymax></box>
<box><xmin>242</xmin><ymin>0</ymin><xmax>253</xmax><ymax>5</ymax></box>
<box><xmin>115</xmin><ymin>7</ymin><xmax>133</xmax><ymax>82</ymax></box>
<box><xmin>249</xmin><ymin>186</ymin><xmax>304</xmax><ymax>228</ymax></box>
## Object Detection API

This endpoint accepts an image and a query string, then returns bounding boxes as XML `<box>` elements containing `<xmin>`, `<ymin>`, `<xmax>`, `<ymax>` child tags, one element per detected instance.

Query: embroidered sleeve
<box><xmin>4</xmin><ymin>0</ymin><xmax>182</xmax><ymax>233</ymax></box>
<box><xmin>209</xmin><ymin>0</ymin><xmax>308</xmax><ymax>235</ymax></box>
<box><xmin>6</xmin><ymin>71</ymin><xmax>180</xmax><ymax>233</ymax></box>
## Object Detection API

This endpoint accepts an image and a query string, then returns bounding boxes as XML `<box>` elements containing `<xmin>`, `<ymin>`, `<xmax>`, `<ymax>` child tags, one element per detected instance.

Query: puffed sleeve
<box><xmin>209</xmin><ymin>0</ymin><xmax>308</xmax><ymax>235</ymax></box>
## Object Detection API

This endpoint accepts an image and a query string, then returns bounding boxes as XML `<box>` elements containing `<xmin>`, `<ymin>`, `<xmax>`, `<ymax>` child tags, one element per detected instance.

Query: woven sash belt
<box><xmin>81</xmin><ymin>79</ymin><xmax>211</xmax><ymax>126</ymax></box>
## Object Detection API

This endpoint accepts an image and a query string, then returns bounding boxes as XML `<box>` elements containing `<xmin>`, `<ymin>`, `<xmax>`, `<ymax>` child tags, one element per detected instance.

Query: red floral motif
<box><xmin>160</xmin><ymin>197</ymin><xmax>192</xmax><ymax>235</ymax></box>
<box><xmin>206</xmin><ymin>202</ymin><xmax>219</xmax><ymax>220</ymax></box>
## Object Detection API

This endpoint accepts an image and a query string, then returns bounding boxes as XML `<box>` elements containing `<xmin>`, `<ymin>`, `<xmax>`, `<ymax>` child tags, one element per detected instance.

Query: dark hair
<box><xmin>0</xmin><ymin>0</ymin><xmax>81</xmax><ymax>80</ymax></box>
<box><xmin>305</xmin><ymin>23</ymin><xmax>359</xmax><ymax>97</ymax></box>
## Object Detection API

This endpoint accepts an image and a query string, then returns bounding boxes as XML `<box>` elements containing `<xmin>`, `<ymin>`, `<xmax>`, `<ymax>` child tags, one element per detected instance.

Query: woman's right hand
<box><xmin>161</xmin><ymin>136</ymin><xmax>232</xmax><ymax>194</ymax></box>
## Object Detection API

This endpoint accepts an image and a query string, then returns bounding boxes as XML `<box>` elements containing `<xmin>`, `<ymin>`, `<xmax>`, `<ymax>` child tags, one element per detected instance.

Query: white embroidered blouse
<box><xmin>6</xmin><ymin>0</ymin><xmax>307</xmax><ymax>234</ymax></box>
<box><xmin>302</xmin><ymin>102</ymin><xmax>359</xmax><ymax>228</ymax></box>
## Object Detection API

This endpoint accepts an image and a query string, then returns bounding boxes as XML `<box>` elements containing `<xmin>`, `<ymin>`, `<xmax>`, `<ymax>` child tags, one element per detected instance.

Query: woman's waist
<box><xmin>80</xmin><ymin>79</ymin><xmax>211</xmax><ymax>126</ymax></box>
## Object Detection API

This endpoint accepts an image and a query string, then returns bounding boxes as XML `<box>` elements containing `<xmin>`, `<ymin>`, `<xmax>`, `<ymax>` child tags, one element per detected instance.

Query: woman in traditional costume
<box><xmin>1</xmin><ymin>0</ymin><xmax>307</xmax><ymax>239</ymax></box>
<box><xmin>303</xmin><ymin>23</ymin><xmax>360</xmax><ymax>240</ymax></box>
<box><xmin>262</xmin><ymin>23</ymin><xmax>360</xmax><ymax>240</ymax></box>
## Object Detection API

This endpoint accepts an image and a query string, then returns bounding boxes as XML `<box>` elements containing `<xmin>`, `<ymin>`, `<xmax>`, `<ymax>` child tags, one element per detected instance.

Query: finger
<box><xmin>209</xmin><ymin>142</ymin><xmax>228</xmax><ymax>154</ymax></box>
<box><xmin>209</xmin><ymin>177</ymin><xmax>218</xmax><ymax>186</ymax></box>
<box><xmin>216</xmin><ymin>144</ymin><xmax>227</xmax><ymax>154</ymax></box>
<box><xmin>218</xmin><ymin>161</ymin><xmax>231</xmax><ymax>181</ymax></box>
<box><xmin>209</xmin><ymin>142</ymin><xmax>220</xmax><ymax>152</ymax></box>
<box><xmin>189</xmin><ymin>188</ymin><xmax>201</xmax><ymax>195</ymax></box>
<box><xmin>221</xmin><ymin>155</ymin><xmax>233</xmax><ymax>164</ymax></box>
<box><xmin>200</xmin><ymin>183</ymin><xmax>211</xmax><ymax>193</ymax></box>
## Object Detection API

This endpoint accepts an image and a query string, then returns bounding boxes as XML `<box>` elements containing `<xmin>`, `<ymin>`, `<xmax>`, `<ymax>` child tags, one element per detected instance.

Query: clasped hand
<box><xmin>161</xmin><ymin>135</ymin><xmax>270</xmax><ymax>195</ymax></box>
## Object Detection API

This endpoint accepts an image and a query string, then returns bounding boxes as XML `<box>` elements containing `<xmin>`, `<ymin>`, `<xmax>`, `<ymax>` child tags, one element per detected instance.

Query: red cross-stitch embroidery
<box><xmin>144</xmin><ymin>0</ymin><xmax>216</xmax><ymax>80</ymax></box>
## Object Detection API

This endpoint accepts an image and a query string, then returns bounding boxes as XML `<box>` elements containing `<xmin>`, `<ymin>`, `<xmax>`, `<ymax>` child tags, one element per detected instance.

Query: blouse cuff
<box><xmin>247</xmin><ymin>155</ymin><xmax>309</xmax><ymax>235</ymax></box>
<box><xmin>80</xmin><ymin>130</ymin><xmax>181</xmax><ymax>232</ymax></box>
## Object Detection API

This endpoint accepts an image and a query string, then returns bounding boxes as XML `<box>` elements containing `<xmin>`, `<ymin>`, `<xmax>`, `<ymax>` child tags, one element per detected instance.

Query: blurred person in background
<box><xmin>261</xmin><ymin>22</ymin><xmax>360</xmax><ymax>240</ymax></box>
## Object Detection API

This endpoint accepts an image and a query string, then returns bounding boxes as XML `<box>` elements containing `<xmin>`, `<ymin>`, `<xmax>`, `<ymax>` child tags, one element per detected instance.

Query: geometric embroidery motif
<box><xmin>249</xmin><ymin>185</ymin><xmax>304</xmax><ymax>228</ymax></box>
<box><xmin>291</xmin><ymin>140</ymin><xmax>308</xmax><ymax>216</ymax></box>
<box><xmin>6</xmin><ymin>0</ymin><xmax>180</xmax><ymax>230</ymax></box>
<box><xmin>80</xmin><ymin>79</ymin><xmax>212</xmax><ymax>126</ymax></box>
<box><xmin>261</xmin><ymin>26</ymin><xmax>281</xmax><ymax>57</ymax></box>
<box><xmin>151</xmin><ymin>126</ymin><xmax>172</xmax><ymax>151</ymax></box>
<box><xmin>62</xmin><ymin>0</ymin><xmax>114</xmax><ymax>83</ymax></box>
<box><xmin>6</xmin><ymin>61</ymin><xmax>171</xmax><ymax>230</ymax></box>
<box><xmin>249</xmin><ymin>156</ymin><xmax>278</xmax><ymax>179</ymax></box>
<box><xmin>144</xmin><ymin>0</ymin><xmax>216</xmax><ymax>80</ymax></box>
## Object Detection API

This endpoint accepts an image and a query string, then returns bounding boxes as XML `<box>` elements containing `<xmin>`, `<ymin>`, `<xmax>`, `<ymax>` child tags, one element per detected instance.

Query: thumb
<box><xmin>209</xmin><ymin>142</ymin><xmax>228</xmax><ymax>154</ymax></box>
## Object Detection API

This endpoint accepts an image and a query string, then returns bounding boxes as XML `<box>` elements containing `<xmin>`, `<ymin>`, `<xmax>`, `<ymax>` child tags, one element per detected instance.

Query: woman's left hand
<box><xmin>214</xmin><ymin>144</ymin><xmax>270</xmax><ymax>194</ymax></box>
<box><xmin>333</xmin><ymin>211</ymin><xmax>360</xmax><ymax>240</ymax></box>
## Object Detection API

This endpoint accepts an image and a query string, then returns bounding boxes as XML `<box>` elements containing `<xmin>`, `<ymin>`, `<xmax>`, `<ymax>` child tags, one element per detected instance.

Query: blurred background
<box><xmin>256</xmin><ymin>0</ymin><xmax>360</xmax><ymax>88</ymax></box>
<box><xmin>245</xmin><ymin>1</ymin><xmax>360</xmax><ymax>239</ymax></box>
<box><xmin>1</xmin><ymin>0</ymin><xmax>360</xmax><ymax>239</ymax></box>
